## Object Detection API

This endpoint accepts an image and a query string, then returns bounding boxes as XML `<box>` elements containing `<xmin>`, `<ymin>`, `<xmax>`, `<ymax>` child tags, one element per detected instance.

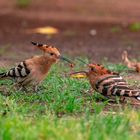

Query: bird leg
<box><xmin>33</xmin><ymin>85</ymin><xmax>39</xmax><ymax>92</ymax></box>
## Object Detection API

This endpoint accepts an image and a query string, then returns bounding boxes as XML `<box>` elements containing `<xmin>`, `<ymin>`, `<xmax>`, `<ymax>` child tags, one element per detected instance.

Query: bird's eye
<box><xmin>91</xmin><ymin>67</ymin><xmax>97</xmax><ymax>72</ymax></box>
<box><xmin>50</xmin><ymin>53</ymin><xmax>54</xmax><ymax>56</ymax></box>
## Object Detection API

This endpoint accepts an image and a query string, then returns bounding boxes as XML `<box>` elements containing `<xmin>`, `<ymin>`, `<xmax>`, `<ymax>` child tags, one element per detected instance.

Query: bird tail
<box><xmin>136</xmin><ymin>96</ymin><xmax>140</xmax><ymax>101</ymax></box>
<box><xmin>0</xmin><ymin>72</ymin><xmax>8</xmax><ymax>80</ymax></box>
<box><xmin>131</xmin><ymin>90</ymin><xmax>140</xmax><ymax>101</ymax></box>
<box><xmin>112</xmin><ymin>86</ymin><xmax>140</xmax><ymax>101</ymax></box>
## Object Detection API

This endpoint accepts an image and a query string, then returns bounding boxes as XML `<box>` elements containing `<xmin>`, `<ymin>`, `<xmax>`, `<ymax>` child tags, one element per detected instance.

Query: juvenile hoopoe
<box><xmin>0</xmin><ymin>42</ymin><xmax>73</xmax><ymax>91</ymax></box>
<box><xmin>71</xmin><ymin>63</ymin><xmax>140</xmax><ymax>101</ymax></box>
<box><xmin>122</xmin><ymin>50</ymin><xmax>140</xmax><ymax>73</ymax></box>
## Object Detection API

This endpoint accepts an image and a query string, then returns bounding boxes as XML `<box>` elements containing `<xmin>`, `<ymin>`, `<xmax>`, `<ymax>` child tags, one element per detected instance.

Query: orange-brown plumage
<box><xmin>25</xmin><ymin>56</ymin><xmax>55</xmax><ymax>82</ymax></box>
<box><xmin>0</xmin><ymin>42</ymin><xmax>73</xmax><ymax>91</ymax></box>
<box><xmin>71</xmin><ymin>63</ymin><xmax>140</xmax><ymax>100</ymax></box>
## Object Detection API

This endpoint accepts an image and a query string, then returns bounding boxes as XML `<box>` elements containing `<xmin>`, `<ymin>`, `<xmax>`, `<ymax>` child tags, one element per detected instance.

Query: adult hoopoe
<box><xmin>70</xmin><ymin>63</ymin><xmax>140</xmax><ymax>101</ymax></box>
<box><xmin>0</xmin><ymin>42</ymin><xmax>73</xmax><ymax>91</ymax></box>
<box><xmin>122</xmin><ymin>50</ymin><xmax>140</xmax><ymax>73</ymax></box>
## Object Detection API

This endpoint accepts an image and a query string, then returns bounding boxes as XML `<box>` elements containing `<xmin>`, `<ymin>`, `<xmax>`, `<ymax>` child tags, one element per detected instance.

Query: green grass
<box><xmin>0</xmin><ymin>62</ymin><xmax>140</xmax><ymax>140</ymax></box>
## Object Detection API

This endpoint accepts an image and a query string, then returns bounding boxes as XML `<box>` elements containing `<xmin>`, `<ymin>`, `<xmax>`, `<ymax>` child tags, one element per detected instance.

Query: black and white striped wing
<box><xmin>95</xmin><ymin>75</ymin><xmax>128</xmax><ymax>96</ymax></box>
<box><xmin>7</xmin><ymin>61</ymin><xmax>30</xmax><ymax>79</ymax></box>
<box><xmin>95</xmin><ymin>74</ymin><xmax>140</xmax><ymax>99</ymax></box>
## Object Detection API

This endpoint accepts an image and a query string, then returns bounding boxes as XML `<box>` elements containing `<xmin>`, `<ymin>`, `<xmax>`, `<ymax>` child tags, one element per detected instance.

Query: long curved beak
<box><xmin>76</xmin><ymin>58</ymin><xmax>88</xmax><ymax>65</ymax></box>
<box><xmin>59</xmin><ymin>55</ymin><xmax>74</xmax><ymax>64</ymax></box>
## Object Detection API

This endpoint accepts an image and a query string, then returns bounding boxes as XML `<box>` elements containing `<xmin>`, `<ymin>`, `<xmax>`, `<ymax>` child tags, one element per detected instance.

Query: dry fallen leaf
<box><xmin>70</xmin><ymin>73</ymin><xmax>87</xmax><ymax>78</ymax></box>
<box><xmin>26</xmin><ymin>26</ymin><xmax>59</xmax><ymax>35</ymax></box>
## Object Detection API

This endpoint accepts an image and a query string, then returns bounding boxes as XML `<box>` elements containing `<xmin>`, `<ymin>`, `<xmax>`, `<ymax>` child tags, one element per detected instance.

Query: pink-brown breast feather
<box><xmin>25</xmin><ymin>56</ymin><xmax>54</xmax><ymax>82</ymax></box>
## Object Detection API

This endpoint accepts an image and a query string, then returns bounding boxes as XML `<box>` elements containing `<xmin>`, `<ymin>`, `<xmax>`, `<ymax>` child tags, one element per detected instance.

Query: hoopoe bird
<box><xmin>122</xmin><ymin>50</ymin><xmax>140</xmax><ymax>73</ymax></box>
<box><xmin>70</xmin><ymin>63</ymin><xmax>140</xmax><ymax>101</ymax></box>
<box><xmin>0</xmin><ymin>42</ymin><xmax>73</xmax><ymax>92</ymax></box>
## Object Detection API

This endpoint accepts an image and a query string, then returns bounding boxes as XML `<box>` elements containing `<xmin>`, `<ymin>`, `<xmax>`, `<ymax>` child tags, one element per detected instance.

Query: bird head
<box><xmin>87</xmin><ymin>63</ymin><xmax>118</xmax><ymax>77</ymax></box>
<box><xmin>70</xmin><ymin>61</ymin><xmax>118</xmax><ymax>79</ymax></box>
<box><xmin>31</xmin><ymin>41</ymin><xmax>73</xmax><ymax>64</ymax></box>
